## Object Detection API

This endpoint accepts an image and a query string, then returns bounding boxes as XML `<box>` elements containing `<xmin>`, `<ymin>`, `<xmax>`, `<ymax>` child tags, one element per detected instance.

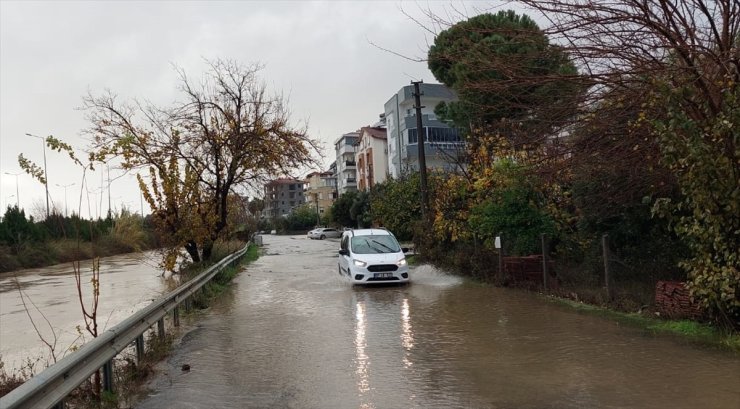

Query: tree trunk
<box><xmin>202</xmin><ymin>239</ymin><xmax>214</xmax><ymax>261</ymax></box>
<box><xmin>184</xmin><ymin>240</ymin><xmax>201</xmax><ymax>263</ymax></box>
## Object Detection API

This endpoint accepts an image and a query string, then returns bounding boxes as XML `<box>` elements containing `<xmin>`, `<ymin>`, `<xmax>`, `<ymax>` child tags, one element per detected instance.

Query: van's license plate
<box><xmin>374</xmin><ymin>273</ymin><xmax>393</xmax><ymax>278</ymax></box>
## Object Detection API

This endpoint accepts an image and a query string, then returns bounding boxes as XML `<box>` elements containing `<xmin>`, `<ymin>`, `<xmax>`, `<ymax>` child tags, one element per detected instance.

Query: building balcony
<box><xmin>345</xmin><ymin>160</ymin><xmax>356</xmax><ymax>167</ymax></box>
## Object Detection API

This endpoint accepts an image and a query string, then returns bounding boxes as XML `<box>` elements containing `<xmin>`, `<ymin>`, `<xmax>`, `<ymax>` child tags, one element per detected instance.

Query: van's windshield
<box><xmin>350</xmin><ymin>235</ymin><xmax>401</xmax><ymax>254</ymax></box>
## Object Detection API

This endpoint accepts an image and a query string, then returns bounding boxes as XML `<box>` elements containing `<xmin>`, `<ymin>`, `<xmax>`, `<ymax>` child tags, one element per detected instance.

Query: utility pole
<box><xmin>411</xmin><ymin>80</ymin><xmax>429</xmax><ymax>219</ymax></box>
<box><xmin>107</xmin><ymin>164</ymin><xmax>112</xmax><ymax>219</ymax></box>
<box><xmin>56</xmin><ymin>183</ymin><xmax>75</xmax><ymax>217</ymax></box>
<box><xmin>4</xmin><ymin>172</ymin><xmax>21</xmax><ymax>208</ymax></box>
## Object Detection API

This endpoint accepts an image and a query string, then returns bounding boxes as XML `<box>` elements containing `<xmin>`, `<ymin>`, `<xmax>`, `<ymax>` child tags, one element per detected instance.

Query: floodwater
<box><xmin>0</xmin><ymin>251</ymin><xmax>176</xmax><ymax>372</ymax></box>
<box><xmin>138</xmin><ymin>235</ymin><xmax>740</xmax><ymax>409</ymax></box>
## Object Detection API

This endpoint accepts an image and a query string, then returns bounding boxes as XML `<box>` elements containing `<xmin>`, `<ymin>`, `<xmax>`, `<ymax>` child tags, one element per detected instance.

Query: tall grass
<box><xmin>109</xmin><ymin>211</ymin><xmax>149</xmax><ymax>253</ymax></box>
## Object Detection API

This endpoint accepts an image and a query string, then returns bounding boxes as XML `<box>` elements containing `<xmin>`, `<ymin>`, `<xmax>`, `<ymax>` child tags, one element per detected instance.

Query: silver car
<box><xmin>308</xmin><ymin>227</ymin><xmax>341</xmax><ymax>240</ymax></box>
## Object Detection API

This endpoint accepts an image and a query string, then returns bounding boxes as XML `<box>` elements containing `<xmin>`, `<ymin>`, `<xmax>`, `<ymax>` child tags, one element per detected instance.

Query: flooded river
<box><xmin>138</xmin><ymin>235</ymin><xmax>739</xmax><ymax>409</ymax></box>
<box><xmin>0</xmin><ymin>251</ymin><xmax>175</xmax><ymax>371</ymax></box>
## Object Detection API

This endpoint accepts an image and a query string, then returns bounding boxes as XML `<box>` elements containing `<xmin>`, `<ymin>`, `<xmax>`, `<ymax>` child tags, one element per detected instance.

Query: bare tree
<box><xmin>84</xmin><ymin>59</ymin><xmax>322</xmax><ymax>264</ymax></box>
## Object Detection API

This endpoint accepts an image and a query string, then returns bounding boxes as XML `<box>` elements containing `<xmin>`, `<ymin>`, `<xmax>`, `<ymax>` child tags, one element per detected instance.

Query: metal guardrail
<box><xmin>0</xmin><ymin>244</ymin><xmax>250</xmax><ymax>409</ymax></box>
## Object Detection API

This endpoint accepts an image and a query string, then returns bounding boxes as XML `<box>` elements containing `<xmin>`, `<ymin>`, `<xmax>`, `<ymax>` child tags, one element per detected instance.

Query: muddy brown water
<box><xmin>0</xmin><ymin>251</ymin><xmax>176</xmax><ymax>372</ymax></box>
<box><xmin>136</xmin><ymin>235</ymin><xmax>740</xmax><ymax>409</ymax></box>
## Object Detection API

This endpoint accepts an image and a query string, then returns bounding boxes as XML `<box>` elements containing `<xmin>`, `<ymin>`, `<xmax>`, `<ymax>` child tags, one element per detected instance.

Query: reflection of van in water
<box><xmin>338</xmin><ymin>228</ymin><xmax>410</xmax><ymax>285</ymax></box>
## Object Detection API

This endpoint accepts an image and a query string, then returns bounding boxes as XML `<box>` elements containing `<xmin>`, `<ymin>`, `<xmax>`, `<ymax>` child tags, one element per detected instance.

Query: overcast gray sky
<box><xmin>0</xmin><ymin>0</ymin><xmax>503</xmax><ymax>219</ymax></box>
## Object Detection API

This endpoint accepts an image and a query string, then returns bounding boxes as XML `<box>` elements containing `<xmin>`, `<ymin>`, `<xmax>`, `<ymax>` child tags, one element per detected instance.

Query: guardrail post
<box><xmin>174</xmin><ymin>306</ymin><xmax>180</xmax><ymax>327</ymax></box>
<box><xmin>157</xmin><ymin>318</ymin><xmax>165</xmax><ymax>338</ymax></box>
<box><xmin>135</xmin><ymin>335</ymin><xmax>145</xmax><ymax>363</ymax></box>
<box><xmin>103</xmin><ymin>360</ymin><xmax>114</xmax><ymax>393</ymax></box>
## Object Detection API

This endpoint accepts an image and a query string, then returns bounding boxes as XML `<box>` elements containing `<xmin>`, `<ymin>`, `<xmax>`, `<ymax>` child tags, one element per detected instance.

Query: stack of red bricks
<box><xmin>655</xmin><ymin>281</ymin><xmax>702</xmax><ymax>319</ymax></box>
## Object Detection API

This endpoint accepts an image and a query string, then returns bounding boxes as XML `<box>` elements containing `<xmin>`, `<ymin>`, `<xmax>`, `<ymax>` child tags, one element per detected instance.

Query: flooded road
<box><xmin>138</xmin><ymin>235</ymin><xmax>739</xmax><ymax>409</ymax></box>
<box><xmin>0</xmin><ymin>251</ymin><xmax>174</xmax><ymax>371</ymax></box>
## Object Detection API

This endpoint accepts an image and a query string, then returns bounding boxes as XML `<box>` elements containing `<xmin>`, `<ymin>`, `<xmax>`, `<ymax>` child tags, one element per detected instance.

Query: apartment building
<box><xmin>263</xmin><ymin>178</ymin><xmax>304</xmax><ymax>218</ymax></box>
<box><xmin>355</xmin><ymin>126</ymin><xmax>388</xmax><ymax>191</ymax></box>
<box><xmin>383</xmin><ymin>83</ymin><xmax>464</xmax><ymax>178</ymax></box>
<box><xmin>304</xmin><ymin>171</ymin><xmax>337</xmax><ymax>215</ymax></box>
<box><xmin>334</xmin><ymin>131</ymin><xmax>359</xmax><ymax>195</ymax></box>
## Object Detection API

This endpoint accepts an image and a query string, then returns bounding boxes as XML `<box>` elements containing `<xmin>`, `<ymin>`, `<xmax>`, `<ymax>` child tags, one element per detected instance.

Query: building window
<box><xmin>428</xmin><ymin>127</ymin><xmax>462</xmax><ymax>143</ymax></box>
<box><xmin>407</xmin><ymin>127</ymin><xmax>461</xmax><ymax>144</ymax></box>
<box><xmin>408</xmin><ymin>128</ymin><xmax>418</xmax><ymax>144</ymax></box>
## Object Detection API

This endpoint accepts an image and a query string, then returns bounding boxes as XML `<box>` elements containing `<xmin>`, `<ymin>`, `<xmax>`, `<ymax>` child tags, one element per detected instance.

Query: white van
<box><xmin>338</xmin><ymin>228</ymin><xmax>410</xmax><ymax>285</ymax></box>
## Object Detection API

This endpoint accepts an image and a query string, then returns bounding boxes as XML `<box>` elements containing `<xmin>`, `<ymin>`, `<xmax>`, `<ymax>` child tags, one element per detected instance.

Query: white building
<box><xmin>355</xmin><ymin>126</ymin><xmax>388</xmax><ymax>191</ymax></box>
<box><xmin>383</xmin><ymin>83</ymin><xmax>464</xmax><ymax>178</ymax></box>
<box><xmin>334</xmin><ymin>131</ymin><xmax>359</xmax><ymax>195</ymax></box>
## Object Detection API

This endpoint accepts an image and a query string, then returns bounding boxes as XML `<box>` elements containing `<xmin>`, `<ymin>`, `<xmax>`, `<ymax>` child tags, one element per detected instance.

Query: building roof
<box><xmin>334</xmin><ymin>130</ymin><xmax>361</xmax><ymax>145</ymax></box>
<box><xmin>362</xmin><ymin>127</ymin><xmax>387</xmax><ymax>140</ymax></box>
<box><xmin>304</xmin><ymin>171</ymin><xmax>334</xmax><ymax>179</ymax></box>
<box><xmin>357</xmin><ymin>126</ymin><xmax>387</xmax><ymax>146</ymax></box>
<box><xmin>265</xmin><ymin>178</ymin><xmax>302</xmax><ymax>186</ymax></box>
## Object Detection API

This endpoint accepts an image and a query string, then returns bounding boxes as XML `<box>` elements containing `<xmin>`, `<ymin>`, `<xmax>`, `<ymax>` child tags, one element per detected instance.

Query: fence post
<box><xmin>497</xmin><ymin>232</ymin><xmax>504</xmax><ymax>280</ymax></box>
<box><xmin>102</xmin><ymin>360</ymin><xmax>114</xmax><ymax>393</ymax></box>
<box><xmin>174</xmin><ymin>305</ymin><xmax>180</xmax><ymax>327</ymax></box>
<box><xmin>541</xmin><ymin>233</ymin><xmax>548</xmax><ymax>289</ymax></box>
<box><xmin>602</xmin><ymin>234</ymin><xmax>614</xmax><ymax>301</ymax></box>
<box><xmin>135</xmin><ymin>335</ymin><xmax>145</xmax><ymax>363</ymax></box>
<box><xmin>157</xmin><ymin>318</ymin><xmax>165</xmax><ymax>338</ymax></box>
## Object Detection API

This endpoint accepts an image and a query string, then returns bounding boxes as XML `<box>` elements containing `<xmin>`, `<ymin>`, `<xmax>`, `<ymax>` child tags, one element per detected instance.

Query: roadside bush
<box><xmin>370</xmin><ymin>173</ymin><xmax>423</xmax><ymax>241</ymax></box>
<box><xmin>286</xmin><ymin>205</ymin><xmax>318</xmax><ymax>231</ymax></box>
<box><xmin>49</xmin><ymin>239</ymin><xmax>92</xmax><ymax>262</ymax></box>
<box><xmin>109</xmin><ymin>210</ymin><xmax>148</xmax><ymax>252</ymax></box>
<box><xmin>16</xmin><ymin>244</ymin><xmax>55</xmax><ymax>269</ymax></box>
<box><xmin>0</xmin><ymin>359</ymin><xmax>28</xmax><ymax>398</ymax></box>
<box><xmin>0</xmin><ymin>246</ymin><xmax>20</xmax><ymax>272</ymax></box>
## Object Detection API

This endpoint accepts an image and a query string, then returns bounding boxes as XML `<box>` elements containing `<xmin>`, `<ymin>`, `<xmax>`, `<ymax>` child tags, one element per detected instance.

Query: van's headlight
<box><xmin>353</xmin><ymin>259</ymin><xmax>367</xmax><ymax>267</ymax></box>
<box><xmin>397</xmin><ymin>258</ymin><xmax>407</xmax><ymax>266</ymax></box>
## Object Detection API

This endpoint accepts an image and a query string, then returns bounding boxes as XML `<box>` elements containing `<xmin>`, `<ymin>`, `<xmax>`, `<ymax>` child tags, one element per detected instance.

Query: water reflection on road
<box><xmin>137</xmin><ymin>235</ymin><xmax>740</xmax><ymax>409</ymax></box>
<box><xmin>0</xmin><ymin>251</ymin><xmax>175</xmax><ymax>371</ymax></box>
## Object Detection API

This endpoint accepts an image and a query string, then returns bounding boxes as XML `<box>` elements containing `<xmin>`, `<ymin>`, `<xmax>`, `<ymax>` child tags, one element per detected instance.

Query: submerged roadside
<box><xmin>543</xmin><ymin>295</ymin><xmax>740</xmax><ymax>354</ymax></box>
<box><xmin>117</xmin><ymin>243</ymin><xmax>262</xmax><ymax>408</ymax></box>
<box><xmin>408</xmin><ymin>255</ymin><xmax>739</xmax><ymax>354</ymax></box>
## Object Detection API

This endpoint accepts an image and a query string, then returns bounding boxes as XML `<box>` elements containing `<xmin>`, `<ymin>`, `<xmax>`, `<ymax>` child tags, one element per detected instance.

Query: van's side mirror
<box><xmin>338</xmin><ymin>249</ymin><xmax>349</xmax><ymax>256</ymax></box>
<box><xmin>401</xmin><ymin>247</ymin><xmax>410</xmax><ymax>253</ymax></box>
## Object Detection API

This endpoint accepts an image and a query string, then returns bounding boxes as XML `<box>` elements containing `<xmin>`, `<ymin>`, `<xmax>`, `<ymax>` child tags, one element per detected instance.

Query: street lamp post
<box><xmin>56</xmin><ymin>183</ymin><xmax>75</xmax><ymax>217</ymax></box>
<box><xmin>4</xmin><ymin>172</ymin><xmax>21</xmax><ymax>208</ymax></box>
<box><xmin>25</xmin><ymin>133</ymin><xmax>50</xmax><ymax>219</ymax></box>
